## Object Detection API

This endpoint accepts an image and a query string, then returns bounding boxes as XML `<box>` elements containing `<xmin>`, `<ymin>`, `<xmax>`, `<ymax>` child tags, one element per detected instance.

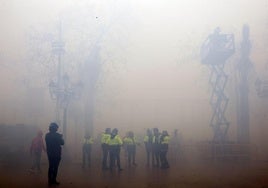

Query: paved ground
<box><xmin>1</xmin><ymin>159</ymin><xmax>268</xmax><ymax>188</ymax></box>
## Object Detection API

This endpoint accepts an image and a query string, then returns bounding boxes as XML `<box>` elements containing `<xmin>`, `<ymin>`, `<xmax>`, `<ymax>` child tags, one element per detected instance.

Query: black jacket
<box><xmin>45</xmin><ymin>132</ymin><xmax>64</xmax><ymax>158</ymax></box>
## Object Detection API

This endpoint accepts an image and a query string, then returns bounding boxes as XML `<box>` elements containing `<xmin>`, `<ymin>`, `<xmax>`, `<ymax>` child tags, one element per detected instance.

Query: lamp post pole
<box><xmin>51</xmin><ymin>22</ymin><xmax>65</xmax><ymax>129</ymax></box>
<box><xmin>237</xmin><ymin>24</ymin><xmax>251</xmax><ymax>144</ymax></box>
<box><xmin>49</xmin><ymin>35</ymin><xmax>82</xmax><ymax>141</ymax></box>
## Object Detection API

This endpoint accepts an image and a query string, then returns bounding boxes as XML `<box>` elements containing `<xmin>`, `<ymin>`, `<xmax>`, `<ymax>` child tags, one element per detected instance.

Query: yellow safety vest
<box><xmin>101</xmin><ymin>133</ymin><xmax>111</xmax><ymax>144</ymax></box>
<box><xmin>123</xmin><ymin>137</ymin><xmax>137</xmax><ymax>145</ymax></box>
<box><xmin>84</xmin><ymin>138</ymin><xmax>93</xmax><ymax>145</ymax></box>
<box><xmin>144</xmin><ymin>135</ymin><xmax>149</xmax><ymax>142</ymax></box>
<box><xmin>108</xmin><ymin>135</ymin><xmax>123</xmax><ymax>146</ymax></box>
<box><xmin>161</xmin><ymin>136</ymin><xmax>170</xmax><ymax>144</ymax></box>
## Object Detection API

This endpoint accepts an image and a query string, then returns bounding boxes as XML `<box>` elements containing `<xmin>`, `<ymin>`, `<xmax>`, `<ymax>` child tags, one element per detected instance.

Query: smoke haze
<box><xmin>0</xmin><ymin>0</ymin><xmax>268</xmax><ymax>160</ymax></box>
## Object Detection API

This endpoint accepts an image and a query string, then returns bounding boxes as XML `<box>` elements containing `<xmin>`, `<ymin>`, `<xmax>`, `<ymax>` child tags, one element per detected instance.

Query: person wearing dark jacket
<box><xmin>144</xmin><ymin>129</ymin><xmax>153</xmax><ymax>166</ymax></box>
<box><xmin>45</xmin><ymin>122</ymin><xmax>64</xmax><ymax>186</ymax></box>
<box><xmin>82</xmin><ymin>132</ymin><xmax>93</xmax><ymax>168</ymax></box>
<box><xmin>152</xmin><ymin>128</ymin><xmax>161</xmax><ymax>167</ymax></box>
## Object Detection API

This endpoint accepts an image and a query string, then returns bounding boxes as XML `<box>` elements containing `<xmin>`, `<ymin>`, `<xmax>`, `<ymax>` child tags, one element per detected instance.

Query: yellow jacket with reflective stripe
<box><xmin>123</xmin><ymin>137</ymin><xmax>137</xmax><ymax>145</ymax></box>
<box><xmin>108</xmin><ymin>135</ymin><xmax>123</xmax><ymax>146</ymax></box>
<box><xmin>101</xmin><ymin>133</ymin><xmax>111</xmax><ymax>144</ymax></box>
<box><xmin>161</xmin><ymin>136</ymin><xmax>170</xmax><ymax>144</ymax></box>
<box><xmin>144</xmin><ymin>135</ymin><xmax>149</xmax><ymax>143</ymax></box>
<box><xmin>84</xmin><ymin>138</ymin><xmax>94</xmax><ymax>144</ymax></box>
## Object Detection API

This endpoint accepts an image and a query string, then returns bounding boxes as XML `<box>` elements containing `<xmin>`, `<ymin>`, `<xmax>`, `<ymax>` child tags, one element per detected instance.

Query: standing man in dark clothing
<box><xmin>152</xmin><ymin>128</ymin><xmax>161</xmax><ymax>167</ymax></box>
<box><xmin>144</xmin><ymin>129</ymin><xmax>153</xmax><ymax>166</ymax></box>
<box><xmin>101</xmin><ymin>128</ymin><xmax>111</xmax><ymax>170</ymax></box>
<box><xmin>45</xmin><ymin>122</ymin><xmax>64</xmax><ymax>186</ymax></box>
<box><xmin>82</xmin><ymin>132</ymin><xmax>93</xmax><ymax>168</ymax></box>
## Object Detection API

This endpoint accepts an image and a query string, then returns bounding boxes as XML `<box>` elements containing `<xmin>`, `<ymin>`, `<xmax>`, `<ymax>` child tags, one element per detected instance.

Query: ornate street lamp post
<box><xmin>48</xmin><ymin>22</ymin><xmax>82</xmax><ymax>141</ymax></box>
<box><xmin>50</xmin><ymin>22</ymin><xmax>65</xmax><ymax>127</ymax></box>
<box><xmin>49</xmin><ymin>74</ymin><xmax>83</xmax><ymax>141</ymax></box>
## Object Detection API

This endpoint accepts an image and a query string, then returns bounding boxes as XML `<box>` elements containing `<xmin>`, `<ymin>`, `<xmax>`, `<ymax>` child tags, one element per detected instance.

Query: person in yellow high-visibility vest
<box><xmin>159</xmin><ymin>130</ymin><xmax>170</xmax><ymax>169</ymax></box>
<box><xmin>123</xmin><ymin>131</ymin><xmax>138</xmax><ymax>167</ymax></box>
<box><xmin>82</xmin><ymin>132</ymin><xmax>93</xmax><ymax>168</ymax></box>
<box><xmin>101</xmin><ymin>128</ymin><xmax>111</xmax><ymax>170</ymax></box>
<box><xmin>108</xmin><ymin>128</ymin><xmax>123</xmax><ymax>172</ymax></box>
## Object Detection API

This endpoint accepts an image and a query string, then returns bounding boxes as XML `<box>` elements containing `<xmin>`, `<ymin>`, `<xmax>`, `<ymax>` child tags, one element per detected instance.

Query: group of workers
<box><xmin>82</xmin><ymin>127</ymin><xmax>171</xmax><ymax>171</ymax></box>
<box><xmin>29</xmin><ymin>123</ymin><xmax>173</xmax><ymax>186</ymax></box>
<box><xmin>144</xmin><ymin>128</ymin><xmax>170</xmax><ymax>169</ymax></box>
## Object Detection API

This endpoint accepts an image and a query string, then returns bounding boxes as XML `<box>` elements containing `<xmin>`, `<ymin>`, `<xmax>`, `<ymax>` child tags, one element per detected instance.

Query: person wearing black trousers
<box><xmin>45</xmin><ymin>122</ymin><xmax>64</xmax><ymax>186</ymax></box>
<box><xmin>108</xmin><ymin>128</ymin><xmax>123</xmax><ymax>172</ymax></box>
<box><xmin>144</xmin><ymin>129</ymin><xmax>153</xmax><ymax>166</ymax></box>
<box><xmin>101</xmin><ymin>128</ymin><xmax>111</xmax><ymax>170</ymax></box>
<box><xmin>152</xmin><ymin>128</ymin><xmax>161</xmax><ymax>167</ymax></box>
<box><xmin>159</xmin><ymin>130</ymin><xmax>170</xmax><ymax>169</ymax></box>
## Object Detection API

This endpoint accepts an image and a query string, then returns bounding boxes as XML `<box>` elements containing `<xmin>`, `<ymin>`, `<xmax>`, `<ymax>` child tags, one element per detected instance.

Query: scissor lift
<box><xmin>201</xmin><ymin>28</ymin><xmax>235</xmax><ymax>143</ymax></box>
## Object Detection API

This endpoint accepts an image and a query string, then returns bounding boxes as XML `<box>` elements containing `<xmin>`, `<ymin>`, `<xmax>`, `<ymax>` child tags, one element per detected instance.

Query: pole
<box><xmin>63</xmin><ymin>107</ymin><xmax>67</xmax><ymax>141</ymax></box>
<box><xmin>237</xmin><ymin>24</ymin><xmax>251</xmax><ymax>143</ymax></box>
<box><xmin>53</xmin><ymin>21</ymin><xmax>64</xmax><ymax>128</ymax></box>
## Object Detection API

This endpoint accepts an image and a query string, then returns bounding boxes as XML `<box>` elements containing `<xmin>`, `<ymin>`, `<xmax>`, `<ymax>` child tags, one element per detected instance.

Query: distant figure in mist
<box><xmin>123</xmin><ymin>131</ymin><xmax>138</xmax><ymax>167</ymax></box>
<box><xmin>144</xmin><ymin>129</ymin><xmax>153</xmax><ymax>166</ymax></box>
<box><xmin>45</xmin><ymin>122</ymin><xmax>64</xmax><ymax>186</ymax></box>
<box><xmin>160</xmin><ymin>130</ymin><xmax>170</xmax><ymax>169</ymax></box>
<box><xmin>82</xmin><ymin>132</ymin><xmax>93</xmax><ymax>168</ymax></box>
<box><xmin>29</xmin><ymin>130</ymin><xmax>46</xmax><ymax>173</ymax></box>
<box><xmin>152</xmin><ymin>128</ymin><xmax>161</xmax><ymax>167</ymax></box>
<box><xmin>101</xmin><ymin>128</ymin><xmax>111</xmax><ymax>170</ymax></box>
<box><xmin>108</xmin><ymin>128</ymin><xmax>123</xmax><ymax>172</ymax></box>
<box><xmin>170</xmin><ymin>129</ymin><xmax>181</xmax><ymax>164</ymax></box>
